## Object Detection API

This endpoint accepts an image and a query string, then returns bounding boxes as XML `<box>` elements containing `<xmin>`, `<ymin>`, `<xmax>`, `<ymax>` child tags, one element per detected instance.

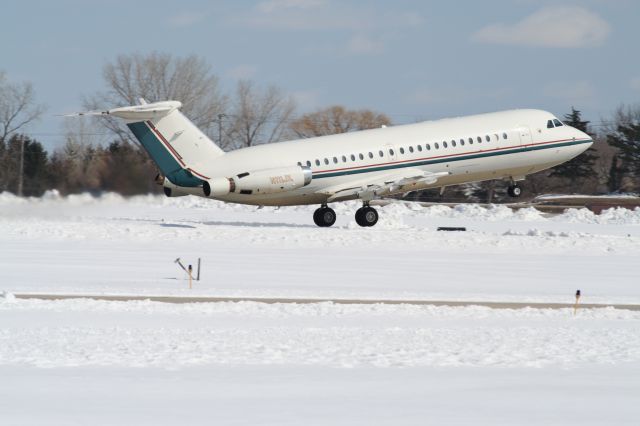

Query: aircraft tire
<box><xmin>508</xmin><ymin>184</ymin><xmax>522</xmax><ymax>198</ymax></box>
<box><xmin>355</xmin><ymin>207</ymin><xmax>378</xmax><ymax>227</ymax></box>
<box><xmin>314</xmin><ymin>207</ymin><xmax>336</xmax><ymax>227</ymax></box>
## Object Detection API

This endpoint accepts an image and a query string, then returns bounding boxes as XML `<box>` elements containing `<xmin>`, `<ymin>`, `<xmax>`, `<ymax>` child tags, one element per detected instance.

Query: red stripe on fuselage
<box><xmin>313</xmin><ymin>137</ymin><xmax>585</xmax><ymax>175</ymax></box>
<box><xmin>187</xmin><ymin>168</ymin><xmax>210</xmax><ymax>180</ymax></box>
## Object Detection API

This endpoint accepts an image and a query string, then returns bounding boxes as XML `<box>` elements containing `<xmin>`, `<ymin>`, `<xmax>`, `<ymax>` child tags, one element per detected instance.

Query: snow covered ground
<box><xmin>1</xmin><ymin>192</ymin><xmax>639</xmax><ymax>424</ymax></box>
<box><xmin>1</xmin><ymin>191</ymin><xmax>639</xmax><ymax>302</ymax></box>
<box><xmin>1</xmin><ymin>296</ymin><xmax>639</xmax><ymax>425</ymax></box>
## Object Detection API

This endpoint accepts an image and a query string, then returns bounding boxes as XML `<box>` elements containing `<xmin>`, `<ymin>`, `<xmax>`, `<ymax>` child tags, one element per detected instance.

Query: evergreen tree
<box><xmin>607</xmin><ymin>121</ymin><xmax>640</xmax><ymax>191</ymax></box>
<box><xmin>0</xmin><ymin>135</ymin><xmax>50</xmax><ymax>196</ymax></box>
<box><xmin>21</xmin><ymin>136</ymin><xmax>50</xmax><ymax>196</ymax></box>
<box><xmin>607</xmin><ymin>156</ymin><xmax>623</xmax><ymax>193</ymax></box>
<box><xmin>548</xmin><ymin>107</ymin><xmax>598</xmax><ymax>192</ymax></box>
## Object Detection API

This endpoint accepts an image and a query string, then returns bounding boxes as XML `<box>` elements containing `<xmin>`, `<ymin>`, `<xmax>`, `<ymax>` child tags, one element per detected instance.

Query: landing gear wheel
<box><xmin>507</xmin><ymin>184</ymin><xmax>522</xmax><ymax>198</ymax></box>
<box><xmin>313</xmin><ymin>206</ymin><xmax>336</xmax><ymax>227</ymax></box>
<box><xmin>355</xmin><ymin>206</ymin><xmax>378</xmax><ymax>227</ymax></box>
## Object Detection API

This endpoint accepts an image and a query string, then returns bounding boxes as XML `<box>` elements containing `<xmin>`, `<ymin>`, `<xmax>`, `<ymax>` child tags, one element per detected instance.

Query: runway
<box><xmin>12</xmin><ymin>293</ymin><xmax>640</xmax><ymax>311</ymax></box>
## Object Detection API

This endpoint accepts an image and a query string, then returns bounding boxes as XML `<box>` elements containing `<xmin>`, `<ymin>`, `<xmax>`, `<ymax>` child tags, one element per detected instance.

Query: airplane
<box><xmin>69</xmin><ymin>100</ymin><xmax>592</xmax><ymax>227</ymax></box>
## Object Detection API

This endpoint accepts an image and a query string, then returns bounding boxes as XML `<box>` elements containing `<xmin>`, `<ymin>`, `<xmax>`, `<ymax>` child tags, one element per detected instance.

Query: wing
<box><xmin>317</xmin><ymin>168</ymin><xmax>450</xmax><ymax>202</ymax></box>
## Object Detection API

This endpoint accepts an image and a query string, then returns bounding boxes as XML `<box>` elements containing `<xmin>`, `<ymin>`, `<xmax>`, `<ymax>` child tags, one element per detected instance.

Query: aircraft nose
<box><xmin>574</xmin><ymin>128</ymin><xmax>592</xmax><ymax>146</ymax></box>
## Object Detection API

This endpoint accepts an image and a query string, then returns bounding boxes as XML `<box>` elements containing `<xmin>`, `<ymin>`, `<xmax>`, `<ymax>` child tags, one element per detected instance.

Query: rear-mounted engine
<box><xmin>203</xmin><ymin>165</ymin><xmax>312</xmax><ymax>197</ymax></box>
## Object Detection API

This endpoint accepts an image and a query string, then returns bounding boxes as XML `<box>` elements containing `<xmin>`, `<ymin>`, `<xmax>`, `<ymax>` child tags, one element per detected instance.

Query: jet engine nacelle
<box><xmin>202</xmin><ymin>165</ymin><xmax>312</xmax><ymax>198</ymax></box>
<box><xmin>202</xmin><ymin>177</ymin><xmax>235</xmax><ymax>197</ymax></box>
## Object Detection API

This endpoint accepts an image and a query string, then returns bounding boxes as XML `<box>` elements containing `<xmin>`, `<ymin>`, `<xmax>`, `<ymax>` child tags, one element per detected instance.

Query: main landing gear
<box><xmin>312</xmin><ymin>202</ymin><xmax>379</xmax><ymax>227</ymax></box>
<box><xmin>355</xmin><ymin>203</ymin><xmax>378</xmax><ymax>227</ymax></box>
<box><xmin>507</xmin><ymin>183</ymin><xmax>522</xmax><ymax>198</ymax></box>
<box><xmin>313</xmin><ymin>204</ymin><xmax>337</xmax><ymax>227</ymax></box>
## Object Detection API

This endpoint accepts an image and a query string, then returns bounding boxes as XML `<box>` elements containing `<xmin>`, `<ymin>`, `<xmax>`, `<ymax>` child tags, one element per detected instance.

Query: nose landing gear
<box><xmin>507</xmin><ymin>184</ymin><xmax>522</xmax><ymax>197</ymax></box>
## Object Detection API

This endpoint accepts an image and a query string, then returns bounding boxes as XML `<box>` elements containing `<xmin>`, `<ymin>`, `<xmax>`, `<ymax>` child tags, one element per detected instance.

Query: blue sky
<box><xmin>2</xmin><ymin>0</ymin><xmax>639</xmax><ymax>150</ymax></box>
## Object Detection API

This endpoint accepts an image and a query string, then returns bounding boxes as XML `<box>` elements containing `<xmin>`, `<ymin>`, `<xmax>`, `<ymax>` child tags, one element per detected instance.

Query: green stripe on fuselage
<box><xmin>127</xmin><ymin>121</ymin><xmax>202</xmax><ymax>187</ymax></box>
<box><xmin>314</xmin><ymin>139</ymin><xmax>592</xmax><ymax>179</ymax></box>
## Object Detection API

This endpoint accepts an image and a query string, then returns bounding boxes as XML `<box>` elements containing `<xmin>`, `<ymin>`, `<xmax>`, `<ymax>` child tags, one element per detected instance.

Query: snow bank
<box><xmin>559</xmin><ymin>207</ymin><xmax>640</xmax><ymax>225</ymax></box>
<box><xmin>0</xmin><ymin>291</ymin><xmax>15</xmax><ymax>303</ymax></box>
<box><xmin>2</xmin><ymin>192</ymin><xmax>640</xmax><ymax>225</ymax></box>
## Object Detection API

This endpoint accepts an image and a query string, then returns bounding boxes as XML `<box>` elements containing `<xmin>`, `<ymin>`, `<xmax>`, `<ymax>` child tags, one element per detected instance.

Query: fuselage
<box><xmin>202</xmin><ymin>109</ymin><xmax>592</xmax><ymax>206</ymax></box>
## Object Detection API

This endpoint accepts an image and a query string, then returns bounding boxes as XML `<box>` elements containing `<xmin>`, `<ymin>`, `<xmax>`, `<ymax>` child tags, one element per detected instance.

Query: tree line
<box><xmin>0</xmin><ymin>52</ymin><xmax>638</xmax><ymax>199</ymax></box>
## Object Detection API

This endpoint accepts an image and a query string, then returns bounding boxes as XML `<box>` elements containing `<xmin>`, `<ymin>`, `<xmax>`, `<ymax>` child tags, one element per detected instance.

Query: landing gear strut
<box><xmin>507</xmin><ymin>183</ymin><xmax>522</xmax><ymax>198</ymax></box>
<box><xmin>313</xmin><ymin>204</ymin><xmax>336</xmax><ymax>227</ymax></box>
<box><xmin>355</xmin><ymin>202</ymin><xmax>378</xmax><ymax>227</ymax></box>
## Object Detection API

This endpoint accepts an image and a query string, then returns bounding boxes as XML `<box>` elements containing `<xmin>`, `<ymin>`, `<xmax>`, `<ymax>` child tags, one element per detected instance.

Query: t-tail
<box><xmin>68</xmin><ymin>99</ymin><xmax>224</xmax><ymax>191</ymax></box>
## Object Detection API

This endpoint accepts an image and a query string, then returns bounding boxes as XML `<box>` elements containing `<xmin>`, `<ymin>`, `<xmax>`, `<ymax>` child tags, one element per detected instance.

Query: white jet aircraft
<box><xmin>70</xmin><ymin>100</ymin><xmax>592</xmax><ymax>227</ymax></box>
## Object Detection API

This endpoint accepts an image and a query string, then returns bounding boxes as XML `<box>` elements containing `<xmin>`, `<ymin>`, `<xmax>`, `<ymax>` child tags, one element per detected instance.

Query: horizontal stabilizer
<box><xmin>64</xmin><ymin>101</ymin><xmax>182</xmax><ymax>121</ymax></box>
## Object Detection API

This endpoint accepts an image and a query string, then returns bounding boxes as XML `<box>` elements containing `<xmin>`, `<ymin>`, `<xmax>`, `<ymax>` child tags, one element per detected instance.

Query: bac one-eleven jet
<box><xmin>70</xmin><ymin>100</ymin><xmax>592</xmax><ymax>227</ymax></box>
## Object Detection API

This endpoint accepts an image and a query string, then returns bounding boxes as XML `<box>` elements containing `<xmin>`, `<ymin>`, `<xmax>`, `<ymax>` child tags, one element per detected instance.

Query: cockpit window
<box><xmin>553</xmin><ymin>119</ymin><xmax>563</xmax><ymax>127</ymax></box>
<box><xmin>547</xmin><ymin>120</ymin><xmax>554</xmax><ymax>128</ymax></box>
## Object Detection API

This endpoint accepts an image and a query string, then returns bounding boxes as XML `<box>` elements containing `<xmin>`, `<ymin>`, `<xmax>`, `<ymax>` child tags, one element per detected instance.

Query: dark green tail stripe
<box><xmin>127</xmin><ymin>121</ymin><xmax>203</xmax><ymax>187</ymax></box>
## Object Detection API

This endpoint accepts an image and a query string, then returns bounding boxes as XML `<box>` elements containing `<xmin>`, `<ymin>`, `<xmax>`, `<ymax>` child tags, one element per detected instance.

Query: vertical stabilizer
<box><xmin>94</xmin><ymin>100</ymin><xmax>223</xmax><ymax>187</ymax></box>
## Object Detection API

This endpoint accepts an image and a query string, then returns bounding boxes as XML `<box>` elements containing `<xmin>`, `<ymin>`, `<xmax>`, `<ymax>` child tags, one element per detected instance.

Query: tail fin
<box><xmin>70</xmin><ymin>100</ymin><xmax>224</xmax><ymax>187</ymax></box>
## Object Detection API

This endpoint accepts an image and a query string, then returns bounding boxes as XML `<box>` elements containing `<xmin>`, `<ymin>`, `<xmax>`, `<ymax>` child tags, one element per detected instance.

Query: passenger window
<box><xmin>409</xmin><ymin>146</ymin><xmax>414</xmax><ymax>153</ymax></box>
<box><xmin>426</xmin><ymin>144</ymin><xmax>431</xmax><ymax>150</ymax></box>
<box><xmin>469</xmin><ymin>137</ymin><xmax>473</xmax><ymax>145</ymax></box>
<box><xmin>324</xmin><ymin>158</ymin><xmax>329</xmax><ymax>165</ymax></box>
<box><xmin>389</xmin><ymin>149</ymin><xmax>395</xmax><ymax>156</ymax></box>
<box><xmin>379</xmin><ymin>150</ymin><xmax>384</xmax><ymax>157</ymax></box>
<box><xmin>359</xmin><ymin>153</ymin><xmax>364</xmax><ymax>160</ymax></box>
<box><xmin>417</xmin><ymin>145</ymin><xmax>422</xmax><ymax>152</ymax></box>
<box><xmin>306</xmin><ymin>161</ymin><xmax>311</xmax><ymax>167</ymax></box>
<box><xmin>485</xmin><ymin>135</ymin><xmax>490</xmax><ymax>142</ymax></box>
<box><xmin>547</xmin><ymin>120</ymin><xmax>554</xmax><ymax>128</ymax></box>
<box><xmin>315</xmin><ymin>159</ymin><xmax>320</xmax><ymax>166</ymax></box>
<box><xmin>494</xmin><ymin>134</ymin><xmax>499</xmax><ymax>141</ymax></box>
<box><xmin>460</xmin><ymin>139</ymin><xmax>465</xmax><ymax>146</ymax></box>
<box><xmin>451</xmin><ymin>140</ymin><xmax>456</xmax><ymax>147</ymax></box>
<box><xmin>443</xmin><ymin>141</ymin><xmax>448</xmax><ymax>148</ymax></box>
<box><xmin>502</xmin><ymin>133</ymin><xmax>507</xmax><ymax>139</ymax></box>
<box><xmin>368</xmin><ymin>152</ymin><xmax>374</xmax><ymax>159</ymax></box>
<box><xmin>333</xmin><ymin>157</ymin><xmax>338</xmax><ymax>164</ymax></box>
<box><xmin>351</xmin><ymin>154</ymin><xmax>356</xmax><ymax>161</ymax></box>
<box><xmin>435</xmin><ymin>142</ymin><xmax>440</xmax><ymax>149</ymax></box>
<box><xmin>477</xmin><ymin>136</ymin><xmax>482</xmax><ymax>143</ymax></box>
<box><xmin>399</xmin><ymin>147</ymin><xmax>405</xmax><ymax>154</ymax></box>
<box><xmin>553</xmin><ymin>119</ymin><xmax>563</xmax><ymax>127</ymax></box>
<box><xmin>341</xmin><ymin>155</ymin><xmax>346</xmax><ymax>163</ymax></box>
<box><xmin>297</xmin><ymin>162</ymin><xmax>301</xmax><ymax>166</ymax></box>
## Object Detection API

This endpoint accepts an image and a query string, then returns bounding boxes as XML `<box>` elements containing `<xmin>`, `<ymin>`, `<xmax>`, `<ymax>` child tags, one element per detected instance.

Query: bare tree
<box><xmin>288</xmin><ymin>105</ymin><xmax>391</xmax><ymax>138</ymax></box>
<box><xmin>226</xmin><ymin>80</ymin><xmax>296</xmax><ymax>150</ymax></box>
<box><xmin>0</xmin><ymin>71</ymin><xmax>46</xmax><ymax>142</ymax></box>
<box><xmin>62</xmin><ymin>115</ymin><xmax>108</xmax><ymax>148</ymax></box>
<box><xmin>84</xmin><ymin>52</ymin><xmax>227</xmax><ymax>143</ymax></box>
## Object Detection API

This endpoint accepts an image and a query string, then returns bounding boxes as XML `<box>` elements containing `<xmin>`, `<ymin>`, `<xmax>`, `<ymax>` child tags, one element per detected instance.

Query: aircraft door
<box><xmin>518</xmin><ymin>126</ymin><xmax>532</xmax><ymax>146</ymax></box>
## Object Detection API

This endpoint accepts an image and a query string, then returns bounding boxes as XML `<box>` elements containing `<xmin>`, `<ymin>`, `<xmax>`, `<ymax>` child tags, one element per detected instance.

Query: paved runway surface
<box><xmin>12</xmin><ymin>293</ymin><xmax>640</xmax><ymax>311</ymax></box>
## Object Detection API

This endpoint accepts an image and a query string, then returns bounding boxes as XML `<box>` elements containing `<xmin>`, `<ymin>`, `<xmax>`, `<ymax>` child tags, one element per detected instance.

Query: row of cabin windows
<box><xmin>297</xmin><ymin>132</ymin><xmax>509</xmax><ymax>168</ymax></box>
